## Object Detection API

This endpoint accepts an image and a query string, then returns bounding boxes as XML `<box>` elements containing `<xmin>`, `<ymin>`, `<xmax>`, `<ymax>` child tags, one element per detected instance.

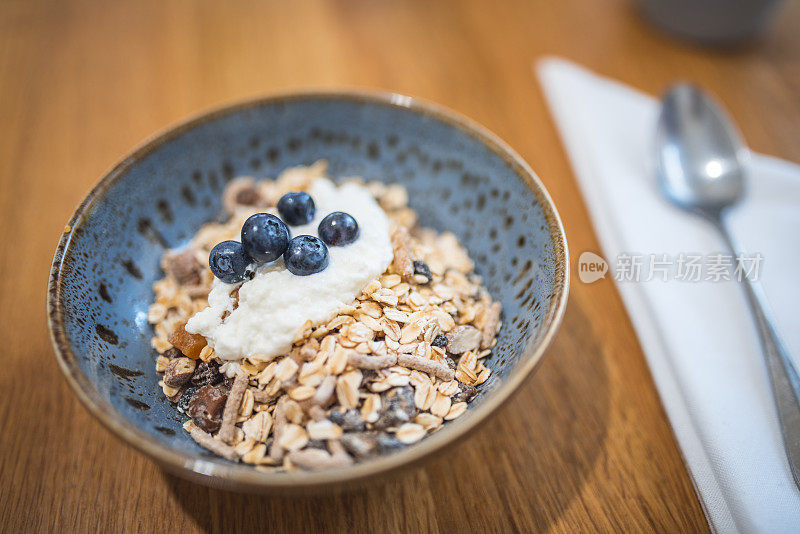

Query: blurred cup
<box><xmin>637</xmin><ymin>0</ymin><xmax>785</xmax><ymax>46</ymax></box>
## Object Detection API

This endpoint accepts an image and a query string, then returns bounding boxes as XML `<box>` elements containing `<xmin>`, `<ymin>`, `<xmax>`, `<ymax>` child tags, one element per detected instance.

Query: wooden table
<box><xmin>3</xmin><ymin>0</ymin><xmax>799</xmax><ymax>531</ymax></box>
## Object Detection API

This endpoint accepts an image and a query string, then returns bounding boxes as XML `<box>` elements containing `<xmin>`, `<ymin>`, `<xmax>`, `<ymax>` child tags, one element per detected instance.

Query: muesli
<box><xmin>147</xmin><ymin>161</ymin><xmax>501</xmax><ymax>470</ymax></box>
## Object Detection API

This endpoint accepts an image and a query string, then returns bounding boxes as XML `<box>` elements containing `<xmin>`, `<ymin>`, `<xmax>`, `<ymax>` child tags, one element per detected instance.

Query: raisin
<box><xmin>186</xmin><ymin>385</ymin><xmax>227</xmax><ymax>433</ymax></box>
<box><xmin>164</xmin><ymin>347</ymin><xmax>182</xmax><ymax>359</ymax></box>
<box><xmin>235</xmin><ymin>187</ymin><xmax>260</xmax><ymax>206</ymax></box>
<box><xmin>377</xmin><ymin>434</ymin><xmax>406</xmax><ymax>454</ymax></box>
<box><xmin>191</xmin><ymin>361</ymin><xmax>223</xmax><ymax>387</ymax></box>
<box><xmin>373</xmin><ymin>406</ymin><xmax>411</xmax><ymax>430</ymax></box>
<box><xmin>305</xmin><ymin>439</ymin><xmax>327</xmax><ymax>450</ymax></box>
<box><xmin>382</xmin><ymin>386</ymin><xmax>415</xmax><ymax>416</ymax></box>
<box><xmin>452</xmin><ymin>383</ymin><xmax>477</xmax><ymax>404</ymax></box>
<box><xmin>330</xmin><ymin>409</ymin><xmax>366</xmax><ymax>432</ymax></box>
<box><xmin>374</xmin><ymin>387</ymin><xmax>417</xmax><ymax>429</ymax></box>
<box><xmin>412</xmin><ymin>260</ymin><xmax>432</xmax><ymax>285</ymax></box>
<box><xmin>431</xmin><ymin>333</ymin><xmax>448</xmax><ymax>348</ymax></box>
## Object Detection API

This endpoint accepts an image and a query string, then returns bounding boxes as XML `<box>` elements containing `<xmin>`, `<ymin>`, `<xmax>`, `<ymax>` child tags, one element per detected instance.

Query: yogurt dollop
<box><xmin>186</xmin><ymin>178</ymin><xmax>393</xmax><ymax>361</ymax></box>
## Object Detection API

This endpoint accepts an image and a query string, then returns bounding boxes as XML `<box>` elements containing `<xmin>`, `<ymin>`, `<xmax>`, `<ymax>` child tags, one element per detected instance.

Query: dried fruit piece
<box><xmin>374</xmin><ymin>386</ymin><xmax>417</xmax><ymax>429</ymax></box>
<box><xmin>168</xmin><ymin>322</ymin><xmax>207</xmax><ymax>359</ymax></box>
<box><xmin>329</xmin><ymin>409</ymin><xmax>366</xmax><ymax>432</ymax></box>
<box><xmin>431</xmin><ymin>334</ymin><xmax>448</xmax><ymax>348</ymax></box>
<box><xmin>191</xmin><ymin>361</ymin><xmax>223</xmax><ymax>387</ymax></box>
<box><xmin>377</xmin><ymin>434</ymin><xmax>405</xmax><ymax>454</ymax></box>
<box><xmin>412</xmin><ymin>260</ymin><xmax>432</xmax><ymax>285</ymax></box>
<box><xmin>452</xmin><ymin>383</ymin><xmax>477</xmax><ymax>403</ymax></box>
<box><xmin>186</xmin><ymin>385</ymin><xmax>228</xmax><ymax>433</ymax></box>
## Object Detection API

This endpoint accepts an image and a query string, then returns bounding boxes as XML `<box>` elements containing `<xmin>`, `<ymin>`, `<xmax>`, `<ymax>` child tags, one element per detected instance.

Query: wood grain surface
<box><xmin>3</xmin><ymin>0</ymin><xmax>799</xmax><ymax>532</ymax></box>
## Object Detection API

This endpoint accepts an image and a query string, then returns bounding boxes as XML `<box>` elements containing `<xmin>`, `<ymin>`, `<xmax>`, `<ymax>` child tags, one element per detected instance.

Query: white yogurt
<box><xmin>186</xmin><ymin>178</ymin><xmax>393</xmax><ymax>361</ymax></box>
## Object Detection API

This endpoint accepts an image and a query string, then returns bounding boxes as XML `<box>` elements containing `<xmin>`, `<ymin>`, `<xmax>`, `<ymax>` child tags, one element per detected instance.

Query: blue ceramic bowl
<box><xmin>47</xmin><ymin>91</ymin><xmax>569</xmax><ymax>492</ymax></box>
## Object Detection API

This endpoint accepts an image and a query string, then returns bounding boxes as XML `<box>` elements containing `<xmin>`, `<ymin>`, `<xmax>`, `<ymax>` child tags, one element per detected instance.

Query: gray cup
<box><xmin>637</xmin><ymin>0</ymin><xmax>785</xmax><ymax>46</ymax></box>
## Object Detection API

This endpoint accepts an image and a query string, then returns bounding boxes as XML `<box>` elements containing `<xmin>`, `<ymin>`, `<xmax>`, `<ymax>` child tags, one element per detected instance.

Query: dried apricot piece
<box><xmin>168</xmin><ymin>321</ymin><xmax>207</xmax><ymax>359</ymax></box>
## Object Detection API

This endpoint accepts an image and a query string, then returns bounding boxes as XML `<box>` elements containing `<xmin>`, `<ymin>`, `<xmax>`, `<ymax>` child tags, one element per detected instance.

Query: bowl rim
<box><xmin>47</xmin><ymin>88</ymin><xmax>570</xmax><ymax>490</ymax></box>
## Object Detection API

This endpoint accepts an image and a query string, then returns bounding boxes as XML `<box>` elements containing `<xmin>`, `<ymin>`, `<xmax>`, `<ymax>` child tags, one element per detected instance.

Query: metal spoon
<box><xmin>655</xmin><ymin>84</ymin><xmax>800</xmax><ymax>488</ymax></box>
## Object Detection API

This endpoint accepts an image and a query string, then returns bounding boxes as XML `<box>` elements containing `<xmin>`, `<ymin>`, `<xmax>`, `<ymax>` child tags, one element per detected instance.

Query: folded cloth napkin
<box><xmin>537</xmin><ymin>57</ymin><xmax>800</xmax><ymax>533</ymax></box>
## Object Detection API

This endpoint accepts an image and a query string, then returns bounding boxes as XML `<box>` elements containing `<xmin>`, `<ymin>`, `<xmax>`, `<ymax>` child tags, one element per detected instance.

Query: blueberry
<box><xmin>284</xmin><ymin>235</ymin><xmax>329</xmax><ymax>275</ymax></box>
<box><xmin>318</xmin><ymin>211</ymin><xmax>359</xmax><ymax>246</ymax></box>
<box><xmin>277</xmin><ymin>191</ymin><xmax>315</xmax><ymax>226</ymax></box>
<box><xmin>241</xmin><ymin>213</ymin><xmax>290</xmax><ymax>263</ymax></box>
<box><xmin>209</xmin><ymin>240</ymin><xmax>251</xmax><ymax>283</ymax></box>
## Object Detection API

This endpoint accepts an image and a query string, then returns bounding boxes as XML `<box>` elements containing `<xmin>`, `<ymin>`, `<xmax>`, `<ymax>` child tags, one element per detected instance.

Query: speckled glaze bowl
<box><xmin>47</xmin><ymin>91</ymin><xmax>569</xmax><ymax>493</ymax></box>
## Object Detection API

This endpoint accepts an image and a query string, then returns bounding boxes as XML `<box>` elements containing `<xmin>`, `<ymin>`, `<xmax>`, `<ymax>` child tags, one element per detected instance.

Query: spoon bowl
<box><xmin>655</xmin><ymin>84</ymin><xmax>748</xmax><ymax>216</ymax></box>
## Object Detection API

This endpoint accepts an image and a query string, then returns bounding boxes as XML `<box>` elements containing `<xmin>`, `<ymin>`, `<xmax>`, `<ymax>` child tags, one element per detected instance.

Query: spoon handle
<box><xmin>717</xmin><ymin>220</ymin><xmax>800</xmax><ymax>488</ymax></box>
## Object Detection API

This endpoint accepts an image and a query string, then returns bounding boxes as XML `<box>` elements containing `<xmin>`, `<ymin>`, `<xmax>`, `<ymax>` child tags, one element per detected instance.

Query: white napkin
<box><xmin>537</xmin><ymin>57</ymin><xmax>800</xmax><ymax>533</ymax></box>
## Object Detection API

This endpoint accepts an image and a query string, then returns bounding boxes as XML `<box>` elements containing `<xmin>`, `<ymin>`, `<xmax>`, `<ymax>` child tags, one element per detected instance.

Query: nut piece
<box><xmin>165</xmin><ymin>249</ymin><xmax>203</xmax><ymax>286</ymax></box>
<box><xmin>186</xmin><ymin>385</ymin><xmax>228</xmax><ymax>433</ymax></box>
<box><xmin>168</xmin><ymin>322</ymin><xmax>207</xmax><ymax>359</ymax></box>
<box><xmin>445</xmin><ymin>326</ymin><xmax>482</xmax><ymax>354</ymax></box>
<box><xmin>163</xmin><ymin>357</ymin><xmax>196</xmax><ymax>387</ymax></box>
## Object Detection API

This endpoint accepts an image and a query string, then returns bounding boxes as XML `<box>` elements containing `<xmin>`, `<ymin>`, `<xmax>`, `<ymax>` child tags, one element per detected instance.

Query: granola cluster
<box><xmin>147</xmin><ymin>162</ymin><xmax>501</xmax><ymax>470</ymax></box>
